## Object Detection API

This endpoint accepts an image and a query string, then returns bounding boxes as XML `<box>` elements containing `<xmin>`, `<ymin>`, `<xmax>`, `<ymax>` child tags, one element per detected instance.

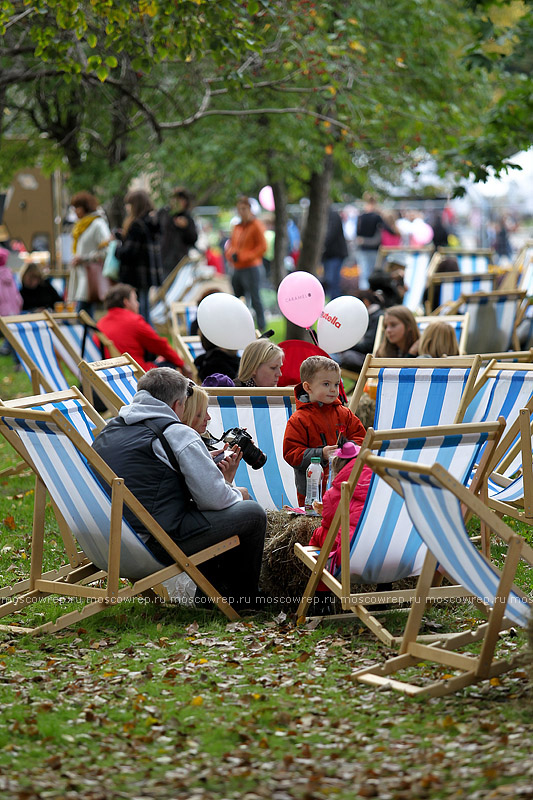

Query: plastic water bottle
<box><xmin>305</xmin><ymin>457</ymin><xmax>323</xmax><ymax>516</ymax></box>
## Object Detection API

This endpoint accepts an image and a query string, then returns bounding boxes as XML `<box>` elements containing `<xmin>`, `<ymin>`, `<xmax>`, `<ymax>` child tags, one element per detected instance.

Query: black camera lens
<box><xmin>223</xmin><ymin>428</ymin><xmax>267</xmax><ymax>470</ymax></box>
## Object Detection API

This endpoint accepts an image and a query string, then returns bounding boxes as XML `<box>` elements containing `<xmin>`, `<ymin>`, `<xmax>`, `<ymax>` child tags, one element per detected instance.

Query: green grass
<box><xmin>0</xmin><ymin>351</ymin><xmax>533</xmax><ymax>799</ymax></box>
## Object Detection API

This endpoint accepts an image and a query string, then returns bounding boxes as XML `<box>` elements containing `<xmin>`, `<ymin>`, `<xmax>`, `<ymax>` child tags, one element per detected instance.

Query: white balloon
<box><xmin>317</xmin><ymin>296</ymin><xmax>369</xmax><ymax>354</ymax></box>
<box><xmin>197</xmin><ymin>293</ymin><xmax>257</xmax><ymax>350</ymax></box>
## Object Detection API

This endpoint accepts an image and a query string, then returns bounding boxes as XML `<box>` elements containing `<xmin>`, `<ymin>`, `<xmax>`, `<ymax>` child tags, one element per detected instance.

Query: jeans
<box><xmin>357</xmin><ymin>249</ymin><xmax>379</xmax><ymax>290</ymax></box>
<box><xmin>232</xmin><ymin>266</ymin><xmax>266</xmax><ymax>331</ymax></box>
<box><xmin>150</xmin><ymin>500</ymin><xmax>267</xmax><ymax>603</ymax></box>
<box><xmin>322</xmin><ymin>256</ymin><xmax>344</xmax><ymax>300</ymax></box>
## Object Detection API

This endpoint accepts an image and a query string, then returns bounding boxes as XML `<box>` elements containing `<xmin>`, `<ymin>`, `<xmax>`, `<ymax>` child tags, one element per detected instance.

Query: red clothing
<box><xmin>283</xmin><ymin>383</ymin><xmax>366</xmax><ymax>504</ymax></box>
<box><xmin>96</xmin><ymin>307</ymin><xmax>184</xmax><ymax>372</ymax></box>
<box><xmin>309</xmin><ymin>459</ymin><xmax>373</xmax><ymax>583</ymax></box>
<box><xmin>225</xmin><ymin>217</ymin><xmax>266</xmax><ymax>269</ymax></box>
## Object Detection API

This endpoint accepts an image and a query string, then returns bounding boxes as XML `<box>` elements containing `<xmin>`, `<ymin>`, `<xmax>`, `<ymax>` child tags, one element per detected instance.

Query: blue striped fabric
<box><xmin>186</xmin><ymin>339</ymin><xmax>205</xmax><ymax>361</ymax></box>
<box><xmin>30</xmin><ymin>397</ymin><xmax>97</xmax><ymax>443</ymax></box>
<box><xmin>455</xmin><ymin>254</ymin><xmax>492</xmax><ymax>274</ymax></box>
<box><xmin>463</xmin><ymin>368</ymin><xmax>533</xmax><ymax>427</ymax></box>
<box><xmin>439</xmin><ymin>276</ymin><xmax>495</xmax><ymax>307</ymax></box>
<box><xmin>207</xmin><ymin>395</ymin><xmax>297</xmax><ymax>510</ymax></box>
<box><xmin>465</xmin><ymin>295</ymin><xmax>520</xmax><ymax>352</ymax></box>
<box><xmin>487</xmin><ymin>474</ymin><xmax>524</xmax><ymax>504</ymax></box>
<box><xmin>403</xmin><ymin>251</ymin><xmax>432</xmax><ymax>311</ymax></box>
<box><xmin>151</xmin><ymin>264</ymin><xmax>196</xmax><ymax>326</ymax></box>
<box><xmin>2</xmin><ymin>416</ymin><xmax>165</xmax><ymax>581</ymax></box>
<box><xmin>51</xmin><ymin>320</ymin><xmax>104</xmax><ymax>379</ymax></box>
<box><xmin>384</xmin><ymin>467</ymin><xmax>530</xmax><ymax>627</ymax></box>
<box><xmin>374</xmin><ymin>366</ymin><xmax>471</xmax><ymax>429</ymax></box>
<box><xmin>345</xmin><ymin>430</ymin><xmax>489</xmax><ymax>584</ymax></box>
<box><xmin>7</xmin><ymin>319</ymin><xmax>69</xmax><ymax>392</ymax></box>
<box><xmin>93</xmin><ymin>365</ymin><xmax>138</xmax><ymax>406</ymax></box>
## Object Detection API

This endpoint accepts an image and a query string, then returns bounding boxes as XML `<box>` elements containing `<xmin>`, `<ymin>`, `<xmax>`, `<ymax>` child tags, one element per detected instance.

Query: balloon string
<box><xmin>308</xmin><ymin>327</ymin><xmax>319</xmax><ymax>346</ymax></box>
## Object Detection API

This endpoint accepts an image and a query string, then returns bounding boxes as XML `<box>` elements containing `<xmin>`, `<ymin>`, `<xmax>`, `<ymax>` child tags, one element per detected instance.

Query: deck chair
<box><xmin>436</xmin><ymin>247</ymin><xmax>495</xmax><ymax>274</ymax></box>
<box><xmin>349</xmin><ymin>355</ymin><xmax>481</xmax><ymax>428</ymax></box>
<box><xmin>427</xmin><ymin>272</ymin><xmax>498</xmax><ymax>313</ymax></box>
<box><xmin>0</xmin><ymin>312</ymin><xmax>72</xmax><ymax>393</ymax></box>
<box><xmin>376</xmin><ymin>246</ymin><xmax>434</xmax><ymax>312</ymax></box>
<box><xmin>444</xmin><ymin>290</ymin><xmax>527</xmax><ymax>354</ymax></box>
<box><xmin>170</xmin><ymin>301</ymin><xmax>198</xmax><ymax>336</ymax></box>
<box><xmin>353</xmin><ymin>457</ymin><xmax>532</xmax><ymax>697</ymax></box>
<box><xmin>372</xmin><ymin>315</ymin><xmax>470</xmax><ymax>357</ymax></box>
<box><xmin>462</xmin><ymin>361</ymin><xmax>533</xmax><ymax>426</ymax></box>
<box><xmin>46</xmin><ymin>309</ymin><xmax>119</xmax><ymax>380</ymax></box>
<box><xmin>295</xmin><ymin>419</ymin><xmax>504</xmax><ymax>645</ymax></box>
<box><xmin>205</xmin><ymin>387</ymin><xmax>298</xmax><ymax>510</ymax></box>
<box><xmin>79</xmin><ymin>354</ymin><xmax>145</xmax><ymax>415</ymax></box>
<box><xmin>0</xmin><ymin>405</ymin><xmax>241</xmax><ymax>633</ymax></box>
<box><xmin>0</xmin><ymin>388</ymin><xmax>107</xmax><ymax>596</ymax></box>
<box><xmin>150</xmin><ymin>259</ymin><xmax>198</xmax><ymax>329</ymax></box>
<box><xmin>172</xmin><ymin>333</ymin><xmax>204</xmax><ymax>382</ymax></box>
<box><xmin>506</xmin><ymin>239</ymin><xmax>533</xmax><ymax>294</ymax></box>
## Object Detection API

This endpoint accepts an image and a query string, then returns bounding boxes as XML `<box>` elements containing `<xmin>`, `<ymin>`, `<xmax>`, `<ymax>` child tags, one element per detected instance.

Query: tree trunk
<box><xmin>285</xmin><ymin>153</ymin><xmax>333</xmax><ymax>341</ymax></box>
<box><xmin>271</xmin><ymin>179</ymin><xmax>288</xmax><ymax>291</ymax></box>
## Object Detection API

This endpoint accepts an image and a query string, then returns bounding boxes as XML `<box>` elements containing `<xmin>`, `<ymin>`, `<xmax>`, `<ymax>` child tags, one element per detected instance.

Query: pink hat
<box><xmin>334</xmin><ymin>442</ymin><xmax>360</xmax><ymax>459</ymax></box>
<box><xmin>0</xmin><ymin>247</ymin><xmax>9</xmax><ymax>268</ymax></box>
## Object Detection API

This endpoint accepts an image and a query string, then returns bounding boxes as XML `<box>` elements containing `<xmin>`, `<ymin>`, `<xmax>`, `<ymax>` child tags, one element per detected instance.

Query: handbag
<box><xmin>102</xmin><ymin>240</ymin><xmax>120</xmax><ymax>281</ymax></box>
<box><xmin>85</xmin><ymin>261</ymin><xmax>110</xmax><ymax>304</ymax></box>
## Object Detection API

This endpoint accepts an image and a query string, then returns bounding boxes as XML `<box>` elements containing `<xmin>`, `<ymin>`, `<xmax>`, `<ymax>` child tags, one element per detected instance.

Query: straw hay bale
<box><xmin>261</xmin><ymin>511</ymin><xmax>320</xmax><ymax>604</ymax></box>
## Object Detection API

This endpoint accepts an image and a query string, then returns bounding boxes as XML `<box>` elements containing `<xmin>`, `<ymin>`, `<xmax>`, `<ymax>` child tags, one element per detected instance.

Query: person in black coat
<box><xmin>322</xmin><ymin>207</ymin><xmax>348</xmax><ymax>300</ymax></box>
<box><xmin>19</xmin><ymin>262</ymin><xmax>63</xmax><ymax>311</ymax></box>
<box><xmin>158</xmin><ymin>187</ymin><xmax>198</xmax><ymax>278</ymax></box>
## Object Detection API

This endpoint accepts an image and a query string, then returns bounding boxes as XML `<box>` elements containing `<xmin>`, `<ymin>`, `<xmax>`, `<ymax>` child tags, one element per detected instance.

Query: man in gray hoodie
<box><xmin>92</xmin><ymin>367</ymin><xmax>266</xmax><ymax>608</ymax></box>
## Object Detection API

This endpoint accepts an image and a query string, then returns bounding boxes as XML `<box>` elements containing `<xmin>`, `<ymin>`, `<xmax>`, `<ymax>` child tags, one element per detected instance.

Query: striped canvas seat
<box><xmin>79</xmin><ymin>355</ymin><xmax>144</xmax><ymax>415</ymax></box>
<box><xmin>170</xmin><ymin>302</ymin><xmax>198</xmax><ymax>336</ymax></box>
<box><xmin>0</xmin><ymin>407</ymin><xmax>240</xmax><ymax>633</ymax></box>
<box><xmin>0</xmin><ymin>315</ymin><xmax>70</xmax><ymax>393</ymax></box>
<box><xmin>437</xmin><ymin>274</ymin><xmax>496</xmax><ymax>308</ymax></box>
<box><xmin>207</xmin><ymin>394</ymin><xmax>297</xmax><ymax>510</ymax></box>
<box><xmin>449</xmin><ymin>291</ymin><xmax>526</xmax><ymax>354</ymax></box>
<box><xmin>372</xmin><ymin>315</ymin><xmax>469</xmax><ymax>357</ymax></box>
<box><xmin>150</xmin><ymin>262</ymin><xmax>197</xmax><ymax>327</ymax></box>
<box><xmin>516</xmin><ymin>240</ymin><xmax>533</xmax><ymax>296</ymax></box>
<box><xmin>350</xmin><ymin>356</ymin><xmax>480</xmax><ymax>430</ymax></box>
<box><xmin>295</xmin><ymin>418</ymin><xmax>503</xmax><ymax>645</ymax></box>
<box><xmin>463</xmin><ymin>362</ymin><xmax>533</xmax><ymax>428</ymax></box>
<box><xmin>354</xmin><ymin>458</ymin><xmax>532</xmax><ymax>696</ymax></box>
<box><xmin>49</xmin><ymin>313</ymin><xmax>107</xmax><ymax>380</ymax></box>
<box><xmin>438</xmin><ymin>249</ymin><xmax>494</xmax><ymax>274</ymax></box>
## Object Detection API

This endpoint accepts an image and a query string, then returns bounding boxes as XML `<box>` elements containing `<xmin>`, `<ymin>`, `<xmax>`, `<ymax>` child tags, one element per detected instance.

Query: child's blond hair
<box><xmin>300</xmin><ymin>355</ymin><xmax>340</xmax><ymax>384</ymax></box>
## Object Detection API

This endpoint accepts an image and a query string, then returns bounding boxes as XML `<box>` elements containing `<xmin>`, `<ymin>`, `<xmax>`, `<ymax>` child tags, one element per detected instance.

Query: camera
<box><xmin>221</xmin><ymin>427</ymin><xmax>267</xmax><ymax>470</ymax></box>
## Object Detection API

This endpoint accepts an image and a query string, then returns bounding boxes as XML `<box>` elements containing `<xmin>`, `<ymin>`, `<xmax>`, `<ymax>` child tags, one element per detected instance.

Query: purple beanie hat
<box><xmin>202</xmin><ymin>373</ymin><xmax>235</xmax><ymax>388</ymax></box>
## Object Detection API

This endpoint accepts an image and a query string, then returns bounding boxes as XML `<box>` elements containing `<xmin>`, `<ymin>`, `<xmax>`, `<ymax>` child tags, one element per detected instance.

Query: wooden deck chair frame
<box><xmin>502</xmin><ymin>238</ymin><xmax>533</xmax><ymax>292</ymax></box>
<box><xmin>172</xmin><ymin>332</ymin><xmax>201</xmax><ymax>382</ymax></box>
<box><xmin>353</xmin><ymin>456</ymin><xmax>533</xmax><ymax>697</ymax></box>
<box><xmin>0</xmin><ymin>406</ymin><xmax>241</xmax><ymax>633</ymax></box>
<box><xmin>460</xmin><ymin>358</ymin><xmax>533</xmax><ymax>423</ymax></box>
<box><xmin>149</xmin><ymin>257</ymin><xmax>197</xmax><ymax>333</ymax></box>
<box><xmin>348</xmin><ymin>354</ymin><xmax>481</xmax><ymax>424</ymax></box>
<box><xmin>294</xmin><ymin>418</ymin><xmax>504</xmax><ymax>647</ymax></box>
<box><xmin>79</xmin><ymin>354</ymin><xmax>145</xmax><ymax>416</ymax></box>
<box><xmin>46</xmin><ymin>309</ymin><xmax>120</xmax><ymax>375</ymax></box>
<box><xmin>375</xmin><ymin>245</ymin><xmax>434</xmax><ymax>271</ymax></box>
<box><xmin>372</xmin><ymin>314</ymin><xmax>470</xmax><ymax>357</ymax></box>
<box><xmin>426</xmin><ymin>271</ymin><xmax>498</xmax><ymax>315</ymax></box>
<box><xmin>169</xmin><ymin>300</ymin><xmax>197</xmax><ymax>337</ymax></box>
<box><xmin>443</xmin><ymin>289</ymin><xmax>527</xmax><ymax>353</ymax></box>
<box><xmin>0</xmin><ymin>388</ymin><xmax>107</xmax><ymax>597</ymax></box>
<box><xmin>436</xmin><ymin>247</ymin><xmax>495</xmax><ymax>271</ymax></box>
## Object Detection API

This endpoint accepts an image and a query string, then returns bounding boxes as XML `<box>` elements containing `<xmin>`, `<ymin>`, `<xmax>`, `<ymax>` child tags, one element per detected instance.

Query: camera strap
<box><xmin>142</xmin><ymin>419</ymin><xmax>182</xmax><ymax>474</ymax></box>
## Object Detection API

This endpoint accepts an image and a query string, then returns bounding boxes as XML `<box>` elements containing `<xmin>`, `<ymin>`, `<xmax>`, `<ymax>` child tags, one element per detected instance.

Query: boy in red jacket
<box><xmin>283</xmin><ymin>355</ymin><xmax>366</xmax><ymax>506</ymax></box>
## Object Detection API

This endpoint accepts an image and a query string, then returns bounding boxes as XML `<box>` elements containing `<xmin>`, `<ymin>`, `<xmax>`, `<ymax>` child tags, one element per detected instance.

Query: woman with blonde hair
<box><xmin>181</xmin><ymin>384</ymin><xmax>211</xmax><ymax>435</ymax></box>
<box><xmin>376</xmin><ymin>305</ymin><xmax>420</xmax><ymax>358</ymax></box>
<box><xmin>418</xmin><ymin>321</ymin><xmax>459</xmax><ymax>358</ymax></box>
<box><xmin>235</xmin><ymin>339</ymin><xmax>284</xmax><ymax>387</ymax></box>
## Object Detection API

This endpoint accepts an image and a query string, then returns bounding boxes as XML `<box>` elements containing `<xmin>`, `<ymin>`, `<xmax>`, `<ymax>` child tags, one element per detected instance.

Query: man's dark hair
<box><xmin>137</xmin><ymin>368</ymin><xmax>189</xmax><ymax>408</ymax></box>
<box><xmin>104</xmin><ymin>283</ymin><xmax>135</xmax><ymax>310</ymax></box>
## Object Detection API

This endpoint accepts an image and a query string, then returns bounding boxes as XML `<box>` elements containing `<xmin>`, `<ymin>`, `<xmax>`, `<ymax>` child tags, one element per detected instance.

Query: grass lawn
<box><xmin>0</xmin><ymin>351</ymin><xmax>532</xmax><ymax>800</ymax></box>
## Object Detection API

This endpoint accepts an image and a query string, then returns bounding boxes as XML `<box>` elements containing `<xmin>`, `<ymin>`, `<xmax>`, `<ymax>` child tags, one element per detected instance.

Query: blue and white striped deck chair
<box><xmin>0</xmin><ymin>313</ymin><xmax>70</xmax><ymax>394</ymax></box>
<box><xmin>432</xmin><ymin>272</ymin><xmax>497</xmax><ymax>311</ymax></box>
<box><xmin>170</xmin><ymin>301</ymin><xmax>198</xmax><ymax>335</ymax></box>
<box><xmin>354</xmin><ymin>457</ymin><xmax>532</xmax><ymax>697</ymax></box>
<box><xmin>447</xmin><ymin>290</ymin><xmax>527</xmax><ymax>354</ymax></box>
<box><xmin>295</xmin><ymin>419</ymin><xmax>504</xmax><ymax>645</ymax></box>
<box><xmin>150</xmin><ymin>261</ymin><xmax>197</xmax><ymax>328</ymax></box>
<box><xmin>437</xmin><ymin>248</ymin><xmax>495</xmax><ymax>274</ymax></box>
<box><xmin>515</xmin><ymin>239</ymin><xmax>533</xmax><ymax>296</ymax></box>
<box><xmin>0</xmin><ymin>406</ymin><xmax>240</xmax><ymax>633</ymax></box>
<box><xmin>349</xmin><ymin>355</ymin><xmax>481</xmax><ymax>430</ymax></box>
<box><xmin>377</xmin><ymin>246</ymin><xmax>433</xmax><ymax>312</ymax></box>
<box><xmin>44</xmin><ymin>310</ymin><xmax>118</xmax><ymax>382</ymax></box>
<box><xmin>205</xmin><ymin>388</ymin><xmax>298</xmax><ymax>511</ymax></box>
<box><xmin>79</xmin><ymin>354</ymin><xmax>145</xmax><ymax>416</ymax></box>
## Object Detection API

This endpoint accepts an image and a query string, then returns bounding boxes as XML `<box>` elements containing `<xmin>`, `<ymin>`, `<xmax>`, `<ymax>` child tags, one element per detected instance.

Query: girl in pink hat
<box><xmin>308</xmin><ymin>441</ymin><xmax>372</xmax><ymax>586</ymax></box>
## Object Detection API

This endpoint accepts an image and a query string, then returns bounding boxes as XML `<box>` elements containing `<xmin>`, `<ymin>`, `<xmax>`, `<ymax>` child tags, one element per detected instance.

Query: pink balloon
<box><xmin>277</xmin><ymin>271</ymin><xmax>325</xmax><ymax>328</ymax></box>
<box><xmin>259</xmin><ymin>185</ymin><xmax>275</xmax><ymax>212</ymax></box>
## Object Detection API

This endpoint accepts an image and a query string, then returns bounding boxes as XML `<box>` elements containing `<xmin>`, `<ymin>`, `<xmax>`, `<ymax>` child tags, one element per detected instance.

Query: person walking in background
<box><xmin>356</xmin><ymin>193</ymin><xmax>383</xmax><ymax>290</ymax></box>
<box><xmin>0</xmin><ymin>246</ymin><xmax>23</xmax><ymax>361</ymax></box>
<box><xmin>225</xmin><ymin>196</ymin><xmax>267</xmax><ymax>331</ymax></box>
<box><xmin>68</xmin><ymin>191</ymin><xmax>111</xmax><ymax>316</ymax></box>
<box><xmin>158</xmin><ymin>186</ymin><xmax>198</xmax><ymax>278</ymax></box>
<box><xmin>322</xmin><ymin>206</ymin><xmax>348</xmax><ymax>300</ymax></box>
<box><xmin>115</xmin><ymin>189</ymin><xmax>163</xmax><ymax>324</ymax></box>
